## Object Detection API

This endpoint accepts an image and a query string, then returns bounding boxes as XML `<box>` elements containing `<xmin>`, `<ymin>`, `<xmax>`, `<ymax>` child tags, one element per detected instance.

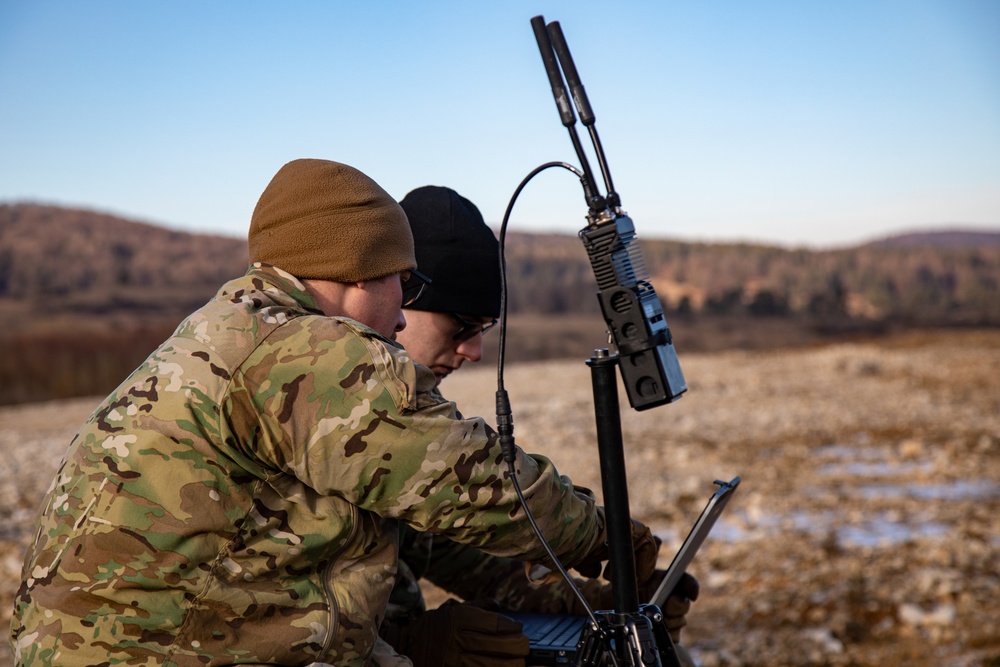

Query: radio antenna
<box><xmin>546</xmin><ymin>20</ymin><xmax>620</xmax><ymax>211</ymax></box>
<box><xmin>530</xmin><ymin>15</ymin><xmax>606</xmax><ymax>215</ymax></box>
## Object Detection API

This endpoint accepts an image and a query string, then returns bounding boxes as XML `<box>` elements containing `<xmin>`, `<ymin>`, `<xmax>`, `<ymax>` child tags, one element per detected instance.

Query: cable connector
<box><xmin>495</xmin><ymin>389</ymin><xmax>517</xmax><ymax>464</ymax></box>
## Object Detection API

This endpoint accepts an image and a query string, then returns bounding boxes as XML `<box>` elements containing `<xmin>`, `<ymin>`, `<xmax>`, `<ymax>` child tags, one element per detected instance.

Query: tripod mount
<box><xmin>530</xmin><ymin>16</ymin><xmax>690</xmax><ymax>666</ymax></box>
<box><xmin>573</xmin><ymin>350</ymin><xmax>682</xmax><ymax>667</ymax></box>
<box><xmin>494</xmin><ymin>16</ymin><xmax>692</xmax><ymax>667</ymax></box>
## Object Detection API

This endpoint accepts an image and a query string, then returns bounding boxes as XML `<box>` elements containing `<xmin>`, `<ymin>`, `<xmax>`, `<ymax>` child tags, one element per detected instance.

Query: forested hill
<box><xmin>494</xmin><ymin>225</ymin><xmax>1000</xmax><ymax>330</ymax></box>
<box><xmin>2</xmin><ymin>202</ymin><xmax>998</xmax><ymax>404</ymax></box>
<box><xmin>0</xmin><ymin>203</ymin><xmax>249</xmax><ymax>318</ymax></box>
<box><xmin>3</xmin><ymin>202</ymin><xmax>999</xmax><ymax>327</ymax></box>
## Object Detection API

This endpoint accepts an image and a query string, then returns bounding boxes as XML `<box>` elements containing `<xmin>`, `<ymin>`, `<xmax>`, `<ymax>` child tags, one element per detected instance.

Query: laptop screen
<box><xmin>509</xmin><ymin>476</ymin><xmax>741</xmax><ymax>664</ymax></box>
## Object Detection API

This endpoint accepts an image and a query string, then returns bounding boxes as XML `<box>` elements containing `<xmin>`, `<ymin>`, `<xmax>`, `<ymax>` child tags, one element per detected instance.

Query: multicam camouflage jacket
<box><xmin>383</xmin><ymin>515</ymin><xmax>612</xmax><ymax>633</ymax></box>
<box><xmin>11</xmin><ymin>263</ymin><xmax>603</xmax><ymax>667</ymax></box>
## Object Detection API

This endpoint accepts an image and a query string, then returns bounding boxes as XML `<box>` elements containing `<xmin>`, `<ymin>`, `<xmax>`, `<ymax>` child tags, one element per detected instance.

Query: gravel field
<box><xmin>2</xmin><ymin>329</ymin><xmax>998</xmax><ymax>666</ymax></box>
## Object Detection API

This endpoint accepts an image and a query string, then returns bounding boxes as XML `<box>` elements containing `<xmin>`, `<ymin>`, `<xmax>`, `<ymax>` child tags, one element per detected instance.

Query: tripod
<box><xmin>569</xmin><ymin>350</ymin><xmax>683</xmax><ymax>667</ymax></box>
<box><xmin>510</xmin><ymin>14</ymin><xmax>691</xmax><ymax>665</ymax></box>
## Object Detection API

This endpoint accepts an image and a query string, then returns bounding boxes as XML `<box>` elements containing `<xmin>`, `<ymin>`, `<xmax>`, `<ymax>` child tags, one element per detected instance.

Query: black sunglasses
<box><xmin>451</xmin><ymin>313</ymin><xmax>498</xmax><ymax>342</ymax></box>
<box><xmin>401</xmin><ymin>269</ymin><xmax>431</xmax><ymax>307</ymax></box>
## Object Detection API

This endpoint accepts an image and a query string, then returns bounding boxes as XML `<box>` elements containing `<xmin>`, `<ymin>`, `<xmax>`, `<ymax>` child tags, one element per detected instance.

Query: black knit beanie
<box><xmin>398</xmin><ymin>186</ymin><xmax>501</xmax><ymax>318</ymax></box>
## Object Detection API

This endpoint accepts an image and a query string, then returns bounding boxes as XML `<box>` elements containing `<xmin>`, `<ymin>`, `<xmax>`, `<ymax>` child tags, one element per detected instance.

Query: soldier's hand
<box><xmin>573</xmin><ymin>517</ymin><xmax>660</xmax><ymax>589</ymax></box>
<box><xmin>575</xmin><ymin>569</ymin><xmax>698</xmax><ymax>645</ymax></box>
<box><xmin>401</xmin><ymin>598</ymin><xmax>529</xmax><ymax>667</ymax></box>
<box><xmin>629</xmin><ymin>520</ymin><xmax>661</xmax><ymax>589</ymax></box>
<box><xmin>658</xmin><ymin>571</ymin><xmax>700</xmax><ymax>644</ymax></box>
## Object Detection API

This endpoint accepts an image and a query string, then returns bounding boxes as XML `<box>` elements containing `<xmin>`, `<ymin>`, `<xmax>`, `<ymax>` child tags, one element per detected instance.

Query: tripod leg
<box><xmin>641</xmin><ymin>604</ymin><xmax>684</xmax><ymax>667</ymax></box>
<box><xmin>588</xmin><ymin>350</ymin><xmax>640</xmax><ymax>614</ymax></box>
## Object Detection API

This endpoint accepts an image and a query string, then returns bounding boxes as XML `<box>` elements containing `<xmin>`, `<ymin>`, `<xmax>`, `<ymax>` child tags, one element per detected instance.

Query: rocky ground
<box><xmin>1</xmin><ymin>329</ymin><xmax>998</xmax><ymax>665</ymax></box>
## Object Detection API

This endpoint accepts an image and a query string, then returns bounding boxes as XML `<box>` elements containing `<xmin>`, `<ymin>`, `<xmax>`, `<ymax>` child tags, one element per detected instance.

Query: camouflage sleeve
<box><xmin>421</xmin><ymin>535</ymin><xmax>613</xmax><ymax>615</ymax></box>
<box><xmin>420</xmin><ymin>534</ymin><xmax>524</xmax><ymax>602</ymax></box>
<box><xmin>497</xmin><ymin>574</ymin><xmax>615</xmax><ymax>615</ymax></box>
<box><xmin>224</xmin><ymin>315</ymin><xmax>601</xmax><ymax>566</ymax></box>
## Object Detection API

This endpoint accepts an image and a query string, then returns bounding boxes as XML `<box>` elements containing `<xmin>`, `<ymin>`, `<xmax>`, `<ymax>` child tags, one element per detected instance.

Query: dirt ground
<box><xmin>1</xmin><ymin>329</ymin><xmax>998</xmax><ymax>666</ymax></box>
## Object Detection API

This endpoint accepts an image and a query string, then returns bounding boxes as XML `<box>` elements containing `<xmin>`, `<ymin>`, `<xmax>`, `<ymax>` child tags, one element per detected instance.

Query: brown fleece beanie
<box><xmin>249</xmin><ymin>158</ymin><xmax>416</xmax><ymax>282</ymax></box>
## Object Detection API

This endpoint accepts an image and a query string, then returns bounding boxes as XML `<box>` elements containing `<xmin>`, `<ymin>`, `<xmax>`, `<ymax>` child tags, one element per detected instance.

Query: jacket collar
<box><xmin>244</xmin><ymin>262</ymin><xmax>325</xmax><ymax>315</ymax></box>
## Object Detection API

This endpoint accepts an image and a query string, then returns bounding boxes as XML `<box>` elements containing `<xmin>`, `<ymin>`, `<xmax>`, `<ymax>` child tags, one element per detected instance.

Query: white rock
<box><xmin>898</xmin><ymin>602</ymin><xmax>958</xmax><ymax>627</ymax></box>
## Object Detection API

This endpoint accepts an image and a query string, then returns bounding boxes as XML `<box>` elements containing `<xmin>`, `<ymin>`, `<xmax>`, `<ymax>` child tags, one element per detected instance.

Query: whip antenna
<box><xmin>530</xmin><ymin>15</ymin><xmax>605</xmax><ymax>214</ymax></box>
<box><xmin>545</xmin><ymin>20</ymin><xmax>620</xmax><ymax>210</ymax></box>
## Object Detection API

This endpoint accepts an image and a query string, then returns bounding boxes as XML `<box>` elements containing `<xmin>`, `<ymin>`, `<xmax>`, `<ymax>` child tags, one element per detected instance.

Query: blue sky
<box><xmin>1</xmin><ymin>0</ymin><xmax>997</xmax><ymax>248</ymax></box>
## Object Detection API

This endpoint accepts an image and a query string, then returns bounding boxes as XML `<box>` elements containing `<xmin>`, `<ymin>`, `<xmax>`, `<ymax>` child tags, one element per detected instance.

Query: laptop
<box><xmin>510</xmin><ymin>477</ymin><xmax>741</xmax><ymax>665</ymax></box>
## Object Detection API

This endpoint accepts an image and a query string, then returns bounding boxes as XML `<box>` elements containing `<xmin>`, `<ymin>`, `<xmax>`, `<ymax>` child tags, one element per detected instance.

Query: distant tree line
<box><xmin>0</xmin><ymin>203</ymin><xmax>247</xmax><ymax>313</ymax></box>
<box><xmin>3</xmin><ymin>204</ymin><xmax>997</xmax><ymax>328</ymax></box>
<box><xmin>503</xmin><ymin>233</ymin><xmax>1000</xmax><ymax>327</ymax></box>
<box><xmin>1</xmin><ymin>203</ymin><xmax>997</xmax><ymax>405</ymax></box>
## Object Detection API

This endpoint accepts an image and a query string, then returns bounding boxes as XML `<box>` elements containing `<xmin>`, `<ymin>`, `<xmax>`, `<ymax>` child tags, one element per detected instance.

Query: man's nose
<box><xmin>455</xmin><ymin>333</ymin><xmax>483</xmax><ymax>362</ymax></box>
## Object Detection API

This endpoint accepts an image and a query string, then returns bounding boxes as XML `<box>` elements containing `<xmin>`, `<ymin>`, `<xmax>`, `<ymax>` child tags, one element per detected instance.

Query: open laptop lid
<box><xmin>649</xmin><ymin>476</ymin><xmax>741</xmax><ymax>608</ymax></box>
<box><xmin>507</xmin><ymin>476</ymin><xmax>741</xmax><ymax>664</ymax></box>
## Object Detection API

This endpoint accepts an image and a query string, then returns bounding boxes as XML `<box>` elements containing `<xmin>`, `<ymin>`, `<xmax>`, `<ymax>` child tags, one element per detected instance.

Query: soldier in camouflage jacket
<box><xmin>382</xmin><ymin>187</ymin><xmax>696</xmax><ymax>667</ymax></box>
<box><xmin>11</xmin><ymin>160</ymin><xmax>627</xmax><ymax>666</ymax></box>
<box><xmin>386</xmin><ymin>186</ymin><xmax>603</xmax><ymax>624</ymax></box>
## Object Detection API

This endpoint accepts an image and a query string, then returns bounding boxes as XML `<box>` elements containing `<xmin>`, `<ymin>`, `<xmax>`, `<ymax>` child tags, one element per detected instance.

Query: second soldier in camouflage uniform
<box><xmin>381</xmin><ymin>186</ymin><xmax>697</xmax><ymax>667</ymax></box>
<box><xmin>12</xmin><ymin>159</ymin><xmax>660</xmax><ymax>666</ymax></box>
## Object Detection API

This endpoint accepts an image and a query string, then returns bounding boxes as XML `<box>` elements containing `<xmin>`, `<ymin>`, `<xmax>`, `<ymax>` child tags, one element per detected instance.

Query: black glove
<box><xmin>656</xmin><ymin>571</ymin><xmax>700</xmax><ymax>644</ymax></box>
<box><xmin>397</xmin><ymin>598</ymin><xmax>530</xmax><ymax>667</ymax></box>
<box><xmin>572</xmin><ymin>517</ymin><xmax>660</xmax><ymax>590</ymax></box>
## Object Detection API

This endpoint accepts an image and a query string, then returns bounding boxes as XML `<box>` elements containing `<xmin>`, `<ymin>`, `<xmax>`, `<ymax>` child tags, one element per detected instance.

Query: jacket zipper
<box><xmin>317</xmin><ymin>502</ymin><xmax>360</xmax><ymax>660</ymax></box>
